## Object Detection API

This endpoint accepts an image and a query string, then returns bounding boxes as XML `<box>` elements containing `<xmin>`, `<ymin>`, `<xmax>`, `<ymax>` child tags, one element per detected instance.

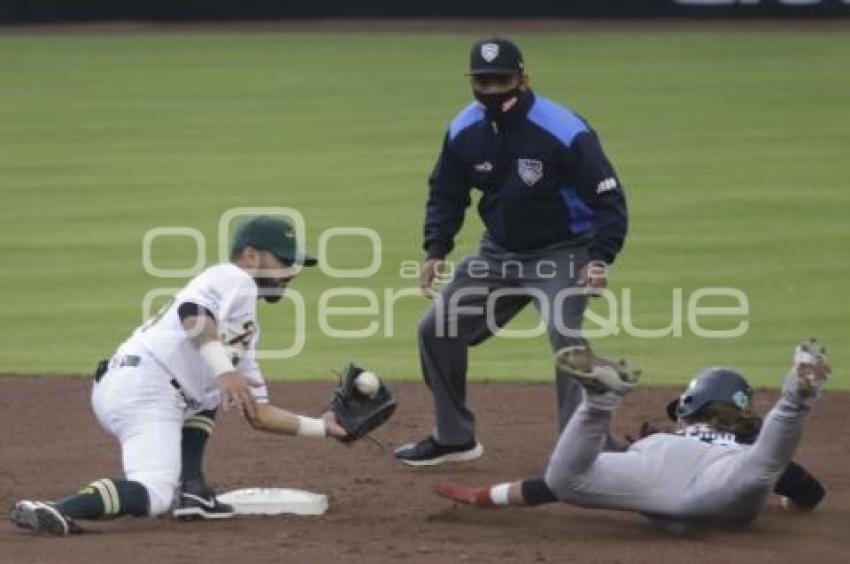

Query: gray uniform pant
<box><xmin>543</xmin><ymin>391</ymin><xmax>811</xmax><ymax>527</ymax></box>
<box><xmin>419</xmin><ymin>235</ymin><xmax>590</xmax><ymax>445</ymax></box>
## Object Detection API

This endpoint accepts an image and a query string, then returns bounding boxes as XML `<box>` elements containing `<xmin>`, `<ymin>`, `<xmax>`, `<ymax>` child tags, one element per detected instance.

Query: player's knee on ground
<box><xmin>135</xmin><ymin>475</ymin><xmax>179</xmax><ymax>516</ymax></box>
<box><xmin>111</xmin><ymin>479</ymin><xmax>151</xmax><ymax>517</ymax></box>
<box><xmin>55</xmin><ymin>478</ymin><xmax>150</xmax><ymax>520</ymax></box>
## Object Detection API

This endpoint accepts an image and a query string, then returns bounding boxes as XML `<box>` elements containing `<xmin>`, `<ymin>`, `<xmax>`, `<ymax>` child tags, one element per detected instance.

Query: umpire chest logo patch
<box><xmin>517</xmin><ymin>159</ymin><xmax>543</xmax><ymax>187</ymax></box>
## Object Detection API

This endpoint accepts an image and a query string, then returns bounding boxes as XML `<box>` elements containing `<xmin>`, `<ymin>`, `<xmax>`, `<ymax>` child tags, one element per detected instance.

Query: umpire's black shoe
<box><xmin>394</xmin><ymin>436</ymin><xmax>484</xmax><ymax>467</ymax></box>
<box><xmin>172</xmin><ymin>479</ymin><xmax>235</xmax><ymax>520</ymax></box>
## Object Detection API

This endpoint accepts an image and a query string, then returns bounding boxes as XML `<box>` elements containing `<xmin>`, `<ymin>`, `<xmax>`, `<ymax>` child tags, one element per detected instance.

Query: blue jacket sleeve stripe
<box><xmin>449</xmin><ymin>103</ymin><xmax>485</xmax><ymax>141</ymax></box>
<box><xmin>527</xmin><ymin>96</ymin><xmax>588</xmax><ymax>147</ymax></box>
<box><xmin>558</xmin><ymin>185</ymin><xmax>594</xmax><ymax>235</ymax></box>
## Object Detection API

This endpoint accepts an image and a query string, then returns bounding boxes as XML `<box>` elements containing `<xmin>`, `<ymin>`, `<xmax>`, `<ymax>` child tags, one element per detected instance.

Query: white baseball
<box><xmin>355</xmin><ymin>371</ymin><xmax>380</xmax><ymax>397</ymax></box>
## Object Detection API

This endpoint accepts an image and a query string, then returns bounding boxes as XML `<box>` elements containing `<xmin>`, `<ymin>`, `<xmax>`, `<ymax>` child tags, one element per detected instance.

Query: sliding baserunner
<box><xmin>433</xmin><ymin>339</ymin><xmax>830</xmax><ymax>533</ymax></box>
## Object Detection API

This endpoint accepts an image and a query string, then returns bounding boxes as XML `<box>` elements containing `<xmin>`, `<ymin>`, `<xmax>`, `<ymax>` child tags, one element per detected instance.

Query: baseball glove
<box><xmin>330</xmin><ymin>363</ymin><xmax>396</xmax><ymax>443</ymax></box>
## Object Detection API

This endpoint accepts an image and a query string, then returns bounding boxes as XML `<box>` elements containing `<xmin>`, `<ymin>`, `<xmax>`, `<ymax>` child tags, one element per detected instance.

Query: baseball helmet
<box><xmin>231</xmin><ymin>216</ymin><xmax>317</xmax><ymax>266</ymax></box>
<box><xmin>666</xmin><ymin>367</ymin><xmax>753</xmax><ymax>421</ymax></box>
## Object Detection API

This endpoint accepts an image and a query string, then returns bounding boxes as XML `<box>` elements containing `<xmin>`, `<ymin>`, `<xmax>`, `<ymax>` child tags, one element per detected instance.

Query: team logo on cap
<box><xmin>517</xmin><ymin>159</ymin><xmax>543</xmax><ymax>187</ymax></box>
<box><xmin>481</xmin><ymin>43</ymin><xmax>500</xmax><ymax>63</ymax></box>
<box><xmin>732</xmin><ymin>390</ymin><xmax>750</xmax><ymax>410</ymax></box>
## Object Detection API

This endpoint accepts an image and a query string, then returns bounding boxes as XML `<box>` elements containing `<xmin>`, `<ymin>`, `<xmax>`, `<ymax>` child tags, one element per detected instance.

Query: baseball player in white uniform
<box><xmin>433</xmin><ymin>339</ymin><xmax>832</xmax><ymax>533</ymax></box>
<box><xmin>11</xmin><ymin>216</ymin><xmax>347</xmax><ymax>535</ymax></box>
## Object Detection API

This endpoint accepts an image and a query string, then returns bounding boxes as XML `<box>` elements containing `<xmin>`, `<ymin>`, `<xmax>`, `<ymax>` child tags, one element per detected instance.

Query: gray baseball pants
<box><xmin>543</xmin><ymin>386</ymin><xmax>811</xmax><ymax>528</ymax></box>
<box><xmin>419</xmin><ymin>235</ymin><xmax>593</xmax><ymax>446</ymax></box>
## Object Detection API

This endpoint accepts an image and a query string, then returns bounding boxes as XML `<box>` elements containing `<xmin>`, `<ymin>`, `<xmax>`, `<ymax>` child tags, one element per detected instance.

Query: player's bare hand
<box><xmin>419</xmin><ymin>259</ymin><xmax>445</xmax><ymax>299</ymax></box>
<box><xmin>216</xmin><ymin>371</ymin><xmax>261</xmax><ymax>419</ymax></box>
<box><xmin>321</xmin><ymin>411</ymin><xmax>348</xmax><ymax>440</ymax></box>
<box><xmin>577</xmin><ymin>261</ymin><xmax>607</xmax><ymax>297</ymax></box>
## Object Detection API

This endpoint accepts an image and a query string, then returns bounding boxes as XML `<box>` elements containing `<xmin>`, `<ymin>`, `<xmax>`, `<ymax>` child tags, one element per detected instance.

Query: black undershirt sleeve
<box><xmin>177</xmin><ymin>301</ymin><xmax>216</xmax><ymax>322</ymax></box>
<box><xmin>521</xmin><ymin>477</ymin><xmax>558</xmax><ymax>506</ymax></box>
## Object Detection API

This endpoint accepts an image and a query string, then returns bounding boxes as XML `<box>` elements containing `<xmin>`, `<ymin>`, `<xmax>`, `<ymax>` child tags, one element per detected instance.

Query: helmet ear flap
<box><xmin>675</xmin><ymin>393</ymin><xmax>697</xmax><ymax>419</ymax></box>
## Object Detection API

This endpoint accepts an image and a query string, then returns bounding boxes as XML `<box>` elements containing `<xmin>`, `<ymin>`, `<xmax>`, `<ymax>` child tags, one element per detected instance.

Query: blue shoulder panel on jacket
<box><xmin>449</xmin><ymin>102</ymin><xmax>485</xmax><ymax>141</ymax></box>
<box><xmin>527</xmin><ymin>95</ymin><xmax>588</xmax><ymax>147</ymax></box>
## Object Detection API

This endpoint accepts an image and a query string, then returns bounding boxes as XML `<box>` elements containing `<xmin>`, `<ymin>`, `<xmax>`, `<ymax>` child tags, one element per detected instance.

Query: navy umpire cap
<box><xmin>667</xmin><ymin>367</ymin><xmax>754</xmax><ymax>421</ymax></box>
<box><xmin>469</xmin><ymin>38</ymin><xmax>524</xmax><ymax>76</ymax></box>
<box><xmin>231</xmin><ymin>216</ymin><xmax>317</xmax><ymax>266</ymax></box>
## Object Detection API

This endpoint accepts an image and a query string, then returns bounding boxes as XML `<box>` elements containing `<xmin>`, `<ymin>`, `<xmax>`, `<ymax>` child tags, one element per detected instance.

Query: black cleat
<box><xmin>394</xmin><ymin>436</ymin><xmax>483</xmax><ymax>467</ymax></box>
<box><xmin>172</xmin><ymin>479</ymin><xmax>235</xmax><ymax>520</ymax></box>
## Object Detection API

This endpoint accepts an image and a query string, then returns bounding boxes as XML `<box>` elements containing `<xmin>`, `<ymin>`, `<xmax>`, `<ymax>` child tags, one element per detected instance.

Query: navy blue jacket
<box><xmin>424</xmin><ymin>91</ymin><xmax>628</xmax><ymax>264</ymax></box>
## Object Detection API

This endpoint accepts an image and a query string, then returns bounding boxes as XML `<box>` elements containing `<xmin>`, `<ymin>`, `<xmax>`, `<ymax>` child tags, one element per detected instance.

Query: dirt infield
<box><xmin>0</xmin><ymin>376</ymin><xmax>847</xmax><ymax>563</ymax></box>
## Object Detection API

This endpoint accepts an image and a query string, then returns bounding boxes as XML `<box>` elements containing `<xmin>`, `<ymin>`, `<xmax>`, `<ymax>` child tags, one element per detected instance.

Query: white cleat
<box><xmin>555</xmin><ymin>346</ymin><xmax>641</xmax><ymax>396</ymax></box>
<box><xmin>10</xmin><ymin>500</ymin><xmax>73</xmax><ymax>536</ymax></box>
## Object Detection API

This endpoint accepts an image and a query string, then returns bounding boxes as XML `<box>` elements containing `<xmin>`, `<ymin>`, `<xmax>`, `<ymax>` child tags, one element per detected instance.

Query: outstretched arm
<box><xmin>744</xmin><ymin>339</ymin><xmax>831</xmax><ymax>483</ymax></box>
<box><xmin>433</xmin><ymin>480</ymin><xmax>524</xmax><ymax>507</ymax></box>
<box><xmin>432</xmin><ymin>476</ymin><xmax>559</xmax><ymax>508</ymax></box>
<box><xmin>244</xmin><ymin>403</ymin><xmax>347</xmax><ymax>440</ymax></box>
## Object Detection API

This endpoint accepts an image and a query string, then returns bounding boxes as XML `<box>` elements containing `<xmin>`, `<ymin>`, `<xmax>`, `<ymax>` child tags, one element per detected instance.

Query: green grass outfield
<box><xmin>1</xmin><ymin>30</ymin><xmax>847</xmax><ymax>389</ymax></box>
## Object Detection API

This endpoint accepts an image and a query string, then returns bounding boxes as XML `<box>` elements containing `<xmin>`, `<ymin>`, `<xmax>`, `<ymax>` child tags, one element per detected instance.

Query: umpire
<box><xmin>395</xmin><ymin>37</ymin><xmax>628</xmax><ymax>466</ymax></box>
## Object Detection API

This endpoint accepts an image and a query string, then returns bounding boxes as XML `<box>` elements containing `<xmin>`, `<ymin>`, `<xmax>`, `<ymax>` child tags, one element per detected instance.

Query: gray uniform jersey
<box><xmin>543</xmin><ymin>387</ymin><xmax>809</xmax><ymax>529</ymax></box>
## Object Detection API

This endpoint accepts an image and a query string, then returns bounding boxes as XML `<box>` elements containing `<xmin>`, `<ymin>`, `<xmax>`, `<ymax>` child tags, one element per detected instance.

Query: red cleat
<box><xmin>432</xmin><ymin>482</ymin><xmax>492</xmax><ymax>506</ymax></box>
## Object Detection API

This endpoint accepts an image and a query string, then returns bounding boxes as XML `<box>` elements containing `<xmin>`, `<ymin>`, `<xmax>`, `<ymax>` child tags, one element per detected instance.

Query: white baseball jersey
<box><xmin>120</xmin><ymin>263</ymin><xmax>269</xmax><ymax>404</ymax></box>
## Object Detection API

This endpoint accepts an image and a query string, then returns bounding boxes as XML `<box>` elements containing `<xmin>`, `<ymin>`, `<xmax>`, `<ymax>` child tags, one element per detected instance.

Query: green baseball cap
<box><xmin>231</xmin><ymin>216</ymin><xmax>317</xmax><ymax>266</ymax></box>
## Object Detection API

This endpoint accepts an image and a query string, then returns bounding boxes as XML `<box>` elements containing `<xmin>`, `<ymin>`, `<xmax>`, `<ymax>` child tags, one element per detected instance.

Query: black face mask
<box><xmin>473</xmin><ymin>86</ymin><xmax>522</xmax><ymax>114</ymax></box>
<box><xmin>255</xmin><ymin>277</ymin><xmax>284</xmax><ymax>303</ymax></box>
